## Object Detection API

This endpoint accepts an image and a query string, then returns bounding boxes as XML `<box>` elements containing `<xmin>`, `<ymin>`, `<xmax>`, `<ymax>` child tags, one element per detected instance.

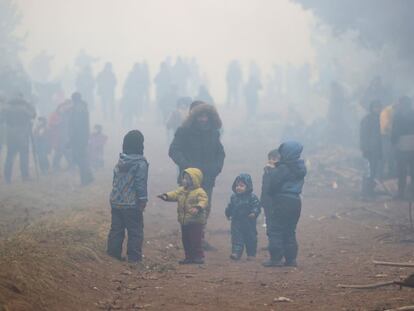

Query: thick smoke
<box><xmin>296</xmin><ymin>0</ymin><xmax>414</xmax><ymax>65</ymax></box>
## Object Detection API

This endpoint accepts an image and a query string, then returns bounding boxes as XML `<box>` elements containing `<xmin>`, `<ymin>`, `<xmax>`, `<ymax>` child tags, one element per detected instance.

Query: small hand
<box><xmin>189</xmin><ymin>207</ymin><xmax>199</xmax><ymax>215</ymax></box>
<box><xmin>248</xmin><ymin>213</ymin><xmax>256</xmax><ymax>219</ymax></box>
<box><xmin>157</xmin><ymin>194</ymin><xmax>167</xmax><ymax>201</ymax></box>
<box><xmin>227</xmin><ymin>216</ymin><xmax>231</xmax><ymax>221</ymax></box>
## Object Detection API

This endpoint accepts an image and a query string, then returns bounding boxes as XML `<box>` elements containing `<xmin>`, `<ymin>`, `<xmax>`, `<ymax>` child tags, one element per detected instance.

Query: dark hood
<box><xmin>278</xmin><ymin>141</ymin><xmax>307</xmax><ymax>179</ymax></box>
<box><xmin>279</xmin><ymin>141</ymin><xmax>303</xmax><ymax>161</ymax></box>
<box><xmin>232</xmin><ymin>173</ymin><xmax>253</xmax><ymax>194</ymax></box>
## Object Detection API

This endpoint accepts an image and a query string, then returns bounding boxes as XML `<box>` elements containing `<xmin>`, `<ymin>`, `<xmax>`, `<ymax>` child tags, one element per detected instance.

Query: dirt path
<box><xmin>0</xmin><ymin>126</ymin><xmax>413</xmax><ymax>310</ymax></box>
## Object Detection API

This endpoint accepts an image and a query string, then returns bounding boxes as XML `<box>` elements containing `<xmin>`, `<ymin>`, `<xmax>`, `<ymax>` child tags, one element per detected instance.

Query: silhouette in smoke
<box><xmin>48</xmin><ymin>99</ymin><xmax>73</xmax><ymax>171</ymax></box>
<box><xmin>360</xmin><ymin>100</ymin><xmax>383</xmax><ymax>197</ymax></box>
<box><xmin>89</xmin><ymin>124</ymin><xmax>108</xmax><ymax>169</ymax></box>
<box><xmin>172</xmin><ymin>57</ymin><xmax>190</xmax><ymax>96</ymax></box>
<box><xmin>68</xmin><ymin>92</ymin><xmax>94</xmax><ymax>186</ymax></box>
<box><xmin>75</xmin><ymin>66</ymin><xmax>95</xmax><ymax>110</ymax></box>
<box><xmin>121</xmin><ymin>63</ymin><xmax>146</xmax><ymax>128</ymax></box>
<box><xmin>0</xmin><ymin>92</ymin><xmax>6</xmax><ymax>164</ymax></box>
<box><xmin>169</xmin><ymin>103</ymin><xmax>225</xmax><ymax>250</ymax></box>
<box><xmin>140</xmin><ymin>62</ymin><xmax>151</xmax><ymax>112</ymax></box>
<box><xmin>96</xmin><ymin>62</ymin><xmax>117</xmax><ymax>121</ymax></box>
<box><xmin>33</xmin><ymin>116</ymin><xmax>51</xmax><ymax>175</ymax></box>
<box><xmin>187</xmin><ymin>58</ymin><xmax>202</xmax><ymax>96</ymax></box>
<box><xmin>226</xmin><ymin>60</ymin><xmax>243</xmax><ymax>107</ymax></box>
<box><xmin>159</xmin><ymin>84</ymin><xmax>179</xmax><ymax>123</ymax></box>
<box><xmin>244</xmin><ymin>68</ymin><xmax>262</xmax><ymax>120</ymax></box>
<box><xmin>391</xmin><ymin>96</ymin><xmax>414</xmax><ymax>199</ymax></box>
<box><xmin>154</xmin><ymin>61</ymin><xmax>172</xmax><ymax>108</ymax></box>
<box><xmin>195</xmin><ymin>85</ymin><xmax>214</xmax><ymax>105</ymax></box>
<box><xmin>2</xmin><ymin>92</ymin><xmax>36</xmax><ymax>183</ymax></box>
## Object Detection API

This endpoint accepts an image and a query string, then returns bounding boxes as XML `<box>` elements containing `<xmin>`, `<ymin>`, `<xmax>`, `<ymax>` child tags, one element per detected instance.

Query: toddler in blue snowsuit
<box><xmin>225</xmin><ymin>174</ymin><xmax>261</xmax><ymax>260</ymax></box>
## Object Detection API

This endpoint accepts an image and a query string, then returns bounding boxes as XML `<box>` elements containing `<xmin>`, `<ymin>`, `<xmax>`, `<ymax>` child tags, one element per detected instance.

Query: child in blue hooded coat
<box><xmin>263</xmin><ymin>141</ymin><xmax>306</xmax><ymax>267</ymax></box>
<box><xmin>107</xmin><ymin>130</ymin><xmax>149</xmax><ymax>263</ymax></box>
<box><xmin>225</xmin><ymin>174</ymin><xmax>261</xmax><ymax>260</ymax></box>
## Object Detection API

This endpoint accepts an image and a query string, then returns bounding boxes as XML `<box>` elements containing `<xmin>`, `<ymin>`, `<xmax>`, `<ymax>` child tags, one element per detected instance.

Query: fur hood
<box><xmin>182</xmin><ymin>103</ymin><xmax>222</xmax><ymax>130</ymax></box>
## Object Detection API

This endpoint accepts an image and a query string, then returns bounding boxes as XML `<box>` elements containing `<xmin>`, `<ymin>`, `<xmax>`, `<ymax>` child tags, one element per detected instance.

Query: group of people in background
<box><xmin>0</xmin><ymin>91</ymin><xmax>107</xmax><ymax>185</ymax></box>
<box><xmin>360</xmin><ymin>96</ymin><xmax>414</xmax><ymax>200</ymax></box>
<box><xmin>107</xmin><ymin>100</ymin><xmax>307</xmax><ymax>268</ymax></box>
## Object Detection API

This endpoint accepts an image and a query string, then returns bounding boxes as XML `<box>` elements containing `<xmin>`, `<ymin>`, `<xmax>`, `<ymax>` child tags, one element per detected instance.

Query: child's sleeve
<box><xmin>165</xmin><ymin>188</ymin><xmax>182</xmax><ymax>202</ymax></box>
<box><xmin>135</xmin><ymin>160</ymin><xmax>149</xmax><ymax>203</ymax></box>
<box><xmin>250</xmin><ymin>195</ymin><xmax>261</xmax><ymax>217</ymax></box>
<box><xmin>224</xmin><ymin>196</ymin><xmax>234</xmax><ymax>218</ymax></box>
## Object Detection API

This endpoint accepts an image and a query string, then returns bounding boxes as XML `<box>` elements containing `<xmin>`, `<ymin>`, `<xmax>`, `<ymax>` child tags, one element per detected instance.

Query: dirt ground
<box><xmin>0</xmin><ymin>119</ymin><xmax>413</xmax><ymax>311</ymax></box>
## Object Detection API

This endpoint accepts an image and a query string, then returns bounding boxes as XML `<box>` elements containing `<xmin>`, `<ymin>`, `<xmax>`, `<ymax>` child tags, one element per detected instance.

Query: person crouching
<box><xmin>158</xmin><ymin>168</ymin><xmax>208</xmax><ymax>264</ymax></box>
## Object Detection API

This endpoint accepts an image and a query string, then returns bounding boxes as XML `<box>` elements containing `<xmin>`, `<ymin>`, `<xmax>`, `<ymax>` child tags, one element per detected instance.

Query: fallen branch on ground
<box><xmin>385</xmin><ymin>306</ymin><xmax>414</xmax><ymax>311</ymax></box>
<box><xmin>337</xmin><ymin>281</ymin><xmax>395</xmax><ymax>289</ymax></box>
<box><xmin>373</xmin><ymin>260</ymin><xmax>414</xmax><ymax>268</ymax></box>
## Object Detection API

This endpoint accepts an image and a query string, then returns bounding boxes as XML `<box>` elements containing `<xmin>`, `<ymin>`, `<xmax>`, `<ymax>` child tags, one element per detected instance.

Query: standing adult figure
<box><xmin>169</xmin><ymin>102</ymin><xmax>225</xmax><ymax>249</ymax></box>
<box><xmin>96</xmin><ymin>62</ymin><xmax>117</xmax><ymax>121</ymax></box>
<box><xmin>360</xmin><ymin>100</ymin><xmax>383</xmax><ymax>197</ymax></box>
<box><xmin>68</xmin><ymin>92</ymin><xmax>94</xmax><ymax>186</ymax></box>
<box><xmin>2</xmin><ymin>92</ymin><xmax>36</xmax><ymax>183</ymax></box>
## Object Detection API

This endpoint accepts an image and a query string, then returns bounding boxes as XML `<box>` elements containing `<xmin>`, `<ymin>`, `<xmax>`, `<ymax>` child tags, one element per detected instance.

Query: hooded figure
<box><xmin>169</xmin><ymin>103</ymin><xmax>225</xmax><ymax>212</ymax></box>
<box><xmin>264</xmin><ymin>141</ymin><xmax>307</xmax><ymax>268</ymax></box>
<box><xmin>107</xmin><ymin>130</ymin><xmax>148</xmax><ymax>263</ymax></box>
<box><xmin>225</xmin><ymin>173</ymin><xmax>261</xmax><ymax>260</ymax></box>
<box><xmin>160</xmin><ymin>168</ymin><xmax>208</xmax><ymax>264</ymax></box>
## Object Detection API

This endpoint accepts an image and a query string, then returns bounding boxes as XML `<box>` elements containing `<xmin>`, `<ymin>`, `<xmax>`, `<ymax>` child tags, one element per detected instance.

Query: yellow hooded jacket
<box><xmin>165</xmin><ymin>168</ymin><xmax>209</xmax><ymax>225</ymax></box>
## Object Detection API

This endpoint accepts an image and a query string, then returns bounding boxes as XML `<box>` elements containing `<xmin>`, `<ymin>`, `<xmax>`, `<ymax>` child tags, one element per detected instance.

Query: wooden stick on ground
<box><xmin>337</xmin><ymin>281</ymin><xmax>395</xmax><ymax>289</ymax></box>
<box><xmin>373</xmin><ymin>260</ymin><xmax>414</xmax><ymax>268</ymax></box>
<box><xmin>385</xmin><ymin>306</ymin><xmax>414</xmax><ymax>311</ymax></box>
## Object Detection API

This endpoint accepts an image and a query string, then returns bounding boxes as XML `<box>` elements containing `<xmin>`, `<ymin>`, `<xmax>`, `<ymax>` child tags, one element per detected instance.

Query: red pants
<box><xmin>181</xmin><ymin>223</ymin><xmax>204</xmax><ymax>260</ymax></box>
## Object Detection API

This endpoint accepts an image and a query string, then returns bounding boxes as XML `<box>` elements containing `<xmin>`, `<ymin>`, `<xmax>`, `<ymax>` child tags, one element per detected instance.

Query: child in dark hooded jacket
<box><xmin>107</xmin><ymin>130</ymin><xmax>148</xmax><ymax>263</ymax></box>
<box><xmin>263</xmin><ymin>141</ymin><xmax>306</xmax><ymax>267</ymax></box>
<box><xmin>225</xmin><ymin>174</ymin><xmax>261</xmax><ymax>261</ymax></box>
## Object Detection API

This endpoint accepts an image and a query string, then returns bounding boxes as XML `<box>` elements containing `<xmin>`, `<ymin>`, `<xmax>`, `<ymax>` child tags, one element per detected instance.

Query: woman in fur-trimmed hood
<box><xmin>169</xmin><ymin>102</ymin><xmax>225</xmax><ymax>220</ymax></box>
<box><xmin>181</xmin><ymin>101</ymin><xmax>222</xmax><ymax>130</ymax></box>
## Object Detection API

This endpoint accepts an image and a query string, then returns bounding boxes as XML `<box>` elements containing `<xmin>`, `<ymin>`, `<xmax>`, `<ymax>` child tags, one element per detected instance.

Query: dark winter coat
<box><xmin>1</xmin><ymin>98</ymin><xmax>36</xmax><ymax>145</ymax></box>
<box><xmin>268</xmin><ymin>141</ymin><xmax>307</xmax><ymax>200</ymax></box>
<box><xmin>225</xmin><ymin>174</ymin><xmax>261</xmax><ymax>220</ymax></box>
<box><xmin>260</xmin><ymin>165</ymin><xmax>276</xmax><ymax>210</ymax></box>
<box><xmin>360</xmin><ymin>112</ymin><xmax>382</xmax><ymax>159</ymax></box>
<box><xmin>391</xmin><ymin>109</ymin><xmax>414</xmax><ymax>153</ymax></box>
<box><xmin>110</xmin><ymin>153</ymin><xmax>149</xmax><ymax>208</ymax></box>
<box><xmin>169</xmin><ymin>103</ymin><xmax>225</xmax><ymax>188</ymax></box>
